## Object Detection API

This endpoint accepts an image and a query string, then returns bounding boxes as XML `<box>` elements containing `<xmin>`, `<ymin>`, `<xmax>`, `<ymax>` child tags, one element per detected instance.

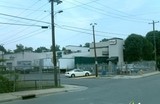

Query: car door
<box><xmin>74</xmin><ymin>69</ymin><xmax>84</xmax><ymax>77</ymax></box>
<box><xmin>78</xmin><ymin>69</ymin><xmax>84</xmax><ymax>76</ymax></box>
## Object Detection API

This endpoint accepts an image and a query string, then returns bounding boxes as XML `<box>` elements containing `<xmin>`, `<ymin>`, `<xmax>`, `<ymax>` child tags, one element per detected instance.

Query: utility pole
<box><xmin>149</xmin><ymin>20</ymin><xmax>159</xmax><ymax>71</ymax></box>
<box><xmin>50</xmin><ymin>0</ymin><xmax>62</xmax><ymax>87</ymax></box>
<box><xmin>90</xmin><ymin>23</ymin><xmax>98</xmax><ymax>77</ymax></box>
<box><xmin>0</xmin><ymin>44</ymin><xmax>4</xmax><ymax>67</ymax></box>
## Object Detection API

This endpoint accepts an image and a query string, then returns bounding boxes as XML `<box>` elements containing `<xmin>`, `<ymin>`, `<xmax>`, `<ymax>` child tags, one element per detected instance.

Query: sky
<box><xmin>0</xmin><ymin>0</ymin><xmax>160</xmax><ymax>50</ymax></box>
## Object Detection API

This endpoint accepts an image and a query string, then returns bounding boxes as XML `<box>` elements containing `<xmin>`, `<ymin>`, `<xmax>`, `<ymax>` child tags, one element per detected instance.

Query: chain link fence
<box><xmin>0</xmin><ymin>66</ymin><xmax>60</xmax><ymax>93</ymax></box>
<box><xmin>76</xmin><ymin>61</ymin><xmax>156</xmax><ymax>76</ymax></box>
<box><xmin>117</xmin><ymin>61</ymin><xmax>156</xmax><ymax>75</ymax></box>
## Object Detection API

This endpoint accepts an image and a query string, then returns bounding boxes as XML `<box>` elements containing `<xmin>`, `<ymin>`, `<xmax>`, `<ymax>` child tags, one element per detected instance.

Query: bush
<box><xmin>0</xmin><ymin>75</ymin><xmax>14</xmax><ymax>93</ymax></box>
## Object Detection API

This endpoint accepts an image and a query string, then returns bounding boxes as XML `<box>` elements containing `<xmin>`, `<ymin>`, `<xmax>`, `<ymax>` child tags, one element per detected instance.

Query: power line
<box><xmin>0</xmin><ymin>0</ymin><xmax>43</xmax><ymax>31</ymax></box>
<box><xmin>0</xmin><ymin>4</ymin><xmax>45</xmax><ymax>12</ymax></box>
<box><xmin>0</xmin><ymin>22</ymin><xmax>48</xmax><ymax>27</ymax></box>
<box><xmin>0</xmin><ymin>13</ymin><xmax>51</xmax><ymax>44</ymax></box>
<box><xmin>0</xmin><ymin>16</ymin><xmax>29</xmax><ymax>24</ymax></box>
<box><xmin>0</xmin><ymin>12</ymin><xmax>50</xmax><ymax>24</ymax></box>
<box><xmin>61</xmin><ymin>0</ymin><xmax>98</xmax><ymax>11</ymax></box>
<box><xmin>61</xmin><ymin>25</ymin><xmax>128</xmax><ymax>36</ymax></box>
<box><xmin>95</xmin><ymin>1</ymin><xmax>152</xmax><ymax>22</ymax></box>
<box><xmin>0</xmin><ymin>1</ymin><xmax>51</xmax><ymax>44</ymax></box>
<box><xmin>65</xmin><ymin>0</ymin><xmax>149</xmax><ymax>23</ymax></box>
<box><xmin>3</xmin><ymin>29</ymin><xmax>48</xmax><ymax>45</ymax></box>
<box><xmin>55</xmin><ymin>24</ymin><xmax>124</xmax><ymax>38</ymax></box>
<box><xmin>0</xmin><ymin>12</ymin><xmax>50</xmax><ymax>43</ymax></box>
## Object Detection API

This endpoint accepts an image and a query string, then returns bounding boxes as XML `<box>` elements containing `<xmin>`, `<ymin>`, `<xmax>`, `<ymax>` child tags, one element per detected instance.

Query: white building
<box><xmin>3</xmin><ymin>38</ymin><xmax>124</xmax><ymax>72</ymax></box>
<box><xmin>4</xmin><ymin>51</ymin><xmax>53</xmax><ymax>70</ymax></box>
<box><xmin>89</xmin><ymin>38</ymin><xmax>124</xmax><ymax>72</ymax></box>
<box><xmin>65</xmin><ymin>45</ymin><xmax>89</xmax><ymax>53</ymax></box>
<box><xmin>90</xmin><ymin>38</ymin><xmax>124</xmax><ymax>65</ymax></box>
<box><xmin>59</xmin><ymin>45</ymin><xmax>90</xmax><ymax>69</ymax></box>
<box><xmin>3</xmin><ymin>45</ymin><xmax>90</xmax><ymax>71</ymax></box>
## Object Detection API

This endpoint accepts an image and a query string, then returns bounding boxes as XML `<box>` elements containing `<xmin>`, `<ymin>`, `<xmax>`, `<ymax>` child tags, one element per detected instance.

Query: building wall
<box><xmin>4</xmin><ymin>52</ymin><xmax>53</xmax><ymax>69</ymax></box>
<box><xmin>58</xmin><ymin>58</ymin><xmax>74</xmax><ymax>69</ymax></box>
<box><xmin>109</xmin><ymin>38</ymin><xmax>124</xmax><ymax>65</ymax></box>
<box><xmin>90</xmin><ymin>38</ymin><xmax>124</xmax><ymax>66</ymax></box>
<box><xmin>3</xmin><ymin>40</ymin><xmax>124</xmax><ymax>71</ymax></box>
<box><xmin>90</xmin><ymin>42</ymin><xmax>109</xmax><ymax>57</ymax></box>
<box><xmin>4</xmin><ymin>50</ymin><xmax>90</xmax><ymax>70</ymax></box>
<box><xmin>65</xmin><ymin>45</ymin><xmax>89</xmax><ymax>53</ymax></box>
<box><xmin>59</xmin><ymin>51</ymin><xmax>90</xmax><ymax>69</ymax></box>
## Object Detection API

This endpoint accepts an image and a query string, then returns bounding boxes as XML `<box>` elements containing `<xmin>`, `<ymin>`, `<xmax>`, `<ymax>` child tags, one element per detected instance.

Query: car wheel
<box><xmin>71</xmin><ymin>74</ymin><xmax>75</xmax><ymax>78</ymax></box>
<box><xmin>85</xmin><ymin>73</ymin><xmax>89</xmax><ymax>76</ymax></box>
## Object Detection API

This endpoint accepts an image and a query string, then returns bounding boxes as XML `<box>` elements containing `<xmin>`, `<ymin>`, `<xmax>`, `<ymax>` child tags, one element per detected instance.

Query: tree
<box><xmin>142</xmin><ymin>38</ymin><xmax>153</xmax><ymax>60</ymax></box>
<box><xmin>146</xmin><ymin>31</ymin><xmax>160</xmax><ymax>56</ymax></box>
<box><xmin>124</xmin><ymin>34</ymin><xmax>145</xmax><ymax>62</ymax></box>
<box><xmin>51</xmin><ymin>45</ymin><xmax>60</xmax><ymax>52</ymax></box>
<box><xmin>14</xmin><ymin>44</ymin><xmax>24</xmax><ymax>53</ymax></box>
<box><xmin>62</xmin><ymin>47</ymin><xmax>66</xmax><ymax>51</ymax></box>
<box><xmin>84</xmin><ymin>43</ymin><xmax>90</xmax><ymax>47</ymax></box>
<box><xmin>62</xmin><ymin>47</ymin><xmax>72</xmax><ymax>54</ymax></box>
<box><xmin>6</xmin><ymin>49</ymin><xmax>13</xmax><ymax>54</ymax></box>
<box><xmin>100</xmin><ymin>38</ymin><xmax>109</xmax><ymax>42</ymax></box>
<box><xmin>24</xmin><ymin>47</ymin><xmax>33</xmax><ymax>52</ymax></box>
<box><xmin>146</xmin><ymin>31</ymin><xmax>160</xmax><ymax>70</ymax></box>
<box><xmin>35</xmin><ymin>47</ymin><xmax>49</xmax><ymax>53</ymax></box>
<box><xmin>79</xmin><ymin>44</ymin><xmax>82</xmax><ymax>47</ymax></box>
<box><xmin>0</xmin><ymin>45</ymin><xmax>6</xmax><ymax>53</ymax></box>
<box><xmin>14</xmin><ymin>44</ymin><xmax>33</xmax><ymax>53</ymax></box>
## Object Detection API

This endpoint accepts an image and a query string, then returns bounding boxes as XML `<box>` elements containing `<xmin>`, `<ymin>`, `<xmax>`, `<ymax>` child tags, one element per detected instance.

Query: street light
<box><xmin>49</xmin><ymin>0</ymin><xmax>62</xmax><ymax>87</ymax></box>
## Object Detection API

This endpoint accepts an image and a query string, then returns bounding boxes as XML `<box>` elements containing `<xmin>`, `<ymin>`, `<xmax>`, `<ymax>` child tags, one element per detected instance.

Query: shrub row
<box><xmin>0</xmin><ymin>75</ymin><xmax>14</xmax><ymax>93</ymax></box>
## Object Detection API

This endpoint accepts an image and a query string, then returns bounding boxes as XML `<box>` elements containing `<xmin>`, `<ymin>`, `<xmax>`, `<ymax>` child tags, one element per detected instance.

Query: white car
<box><xmin>65</xmin><ymin>69</ymin><xmax>91</xmax><ymax>77</ymax></box>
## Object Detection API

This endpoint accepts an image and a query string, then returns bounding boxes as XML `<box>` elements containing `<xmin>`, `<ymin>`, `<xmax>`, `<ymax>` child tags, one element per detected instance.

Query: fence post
<box><xmin>35</xmin><ymin>80</ymin><xmax>37</xmax><ymax>89</ymax></box>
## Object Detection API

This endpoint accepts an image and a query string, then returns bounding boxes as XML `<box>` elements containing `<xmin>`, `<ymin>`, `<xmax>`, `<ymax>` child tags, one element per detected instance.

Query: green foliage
<box><xmin>24</xmin><ymin>47</ymin><xmax>33</xmax><ymax>52</ymax></box>
<box><xmin>100</xmin><ymin>38</ymin><xmax>109</xmax><ymax>42</ymax></box>
<box><xmin>0</xmin><ymin>75</ymin><xmax>13</xmax><ymax>93</ymax></box>
<box><xmin>146</xmin><ymin>31</ymin><xmax>160</xmax><ymax>69</ymax></box>
<box><xmin>146</xmin><ymin>31</ymin><xmax>160</xmax><ymax>56</ymax></box>
<box><xmin>14</xmin><ymin>44</ymin><xmax>24</xmax><ymax>53</ymax></box>
<box><xmin>0</xmin><ymin>45</ymin><xmax>6</xmax><ymax>53</ymax></box>
<box><xmin>124</xmin><ymin>33</ymin><xmax>153</xmax><ymax>62</ymax></box>
<box><xmin>51</xmin><ymin>45</ymin><xmax>60</xmax><ymax>51</ymax></box>
<box><xmin>57</xmin><ymin>51</ymin><xmax>62</xmax><ymax>58</ymax></box>
<box><xmin>84</xmin><ymin>43</ymin><xmax>90</xmax><ymax>47</ymax></box>
<box><xmin>125</xmin><ymin>34</ymin><xmax>144</xmax><ymax>62</ymax></box>
<box><xmin>6</xmin><ymin>49</ymin><xmax>13</xmax><ymax>54</ymax></box>
<box><xmin>142</xmin><ymin>39</ymin><xmax>154</xmax><ymax>60</ymax></box>
<box><xmin>14</xmin><ymin>44</ymin><xmax>34</xmax><ymax>53</ymax></box>
<box><xmin>35</xmin><ymin>47</ymin><xmax>50</xmax><ymax>53</ymax></box>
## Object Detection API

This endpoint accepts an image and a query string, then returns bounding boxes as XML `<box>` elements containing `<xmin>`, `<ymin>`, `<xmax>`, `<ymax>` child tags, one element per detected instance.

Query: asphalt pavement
<box><xmin>0</xmin><ymin>85</ymin><xmax>88</xmax><ymax>103</ymax></box>
<box><xmin>0</xmin><ymin>71</ymin><xmax>159</xmax><ymax>103</ymax></box>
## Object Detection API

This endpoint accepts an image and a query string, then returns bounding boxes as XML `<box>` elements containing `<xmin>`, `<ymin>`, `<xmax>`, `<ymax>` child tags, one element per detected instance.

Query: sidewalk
<box><xmin>0</xmin><ymin>85</ymin><xmax>88</xmax><ymax>103</ymax></box>
<box><xmin>109</xmin><ymin>71</ymin><xmax>160</xmax><ymax>79</ymax></box>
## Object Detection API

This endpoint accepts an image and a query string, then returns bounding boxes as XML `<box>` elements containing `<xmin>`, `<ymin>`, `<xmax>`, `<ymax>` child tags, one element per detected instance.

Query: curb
<box><xmin>0</xmin><ymin>85</ymin><xmax>87</xmax><ymax>103</ymax></box>
<box><xmin>111</xmin><ymin>71</ymin><xmax>160</xmax><ymax>79</ymax></box>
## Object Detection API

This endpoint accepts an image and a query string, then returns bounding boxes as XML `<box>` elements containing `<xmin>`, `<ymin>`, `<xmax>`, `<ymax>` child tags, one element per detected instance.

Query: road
<box><xmin>2</xmin><ymin>74</ymin><xmax>160</xmax><ymax>104</ymax></box>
